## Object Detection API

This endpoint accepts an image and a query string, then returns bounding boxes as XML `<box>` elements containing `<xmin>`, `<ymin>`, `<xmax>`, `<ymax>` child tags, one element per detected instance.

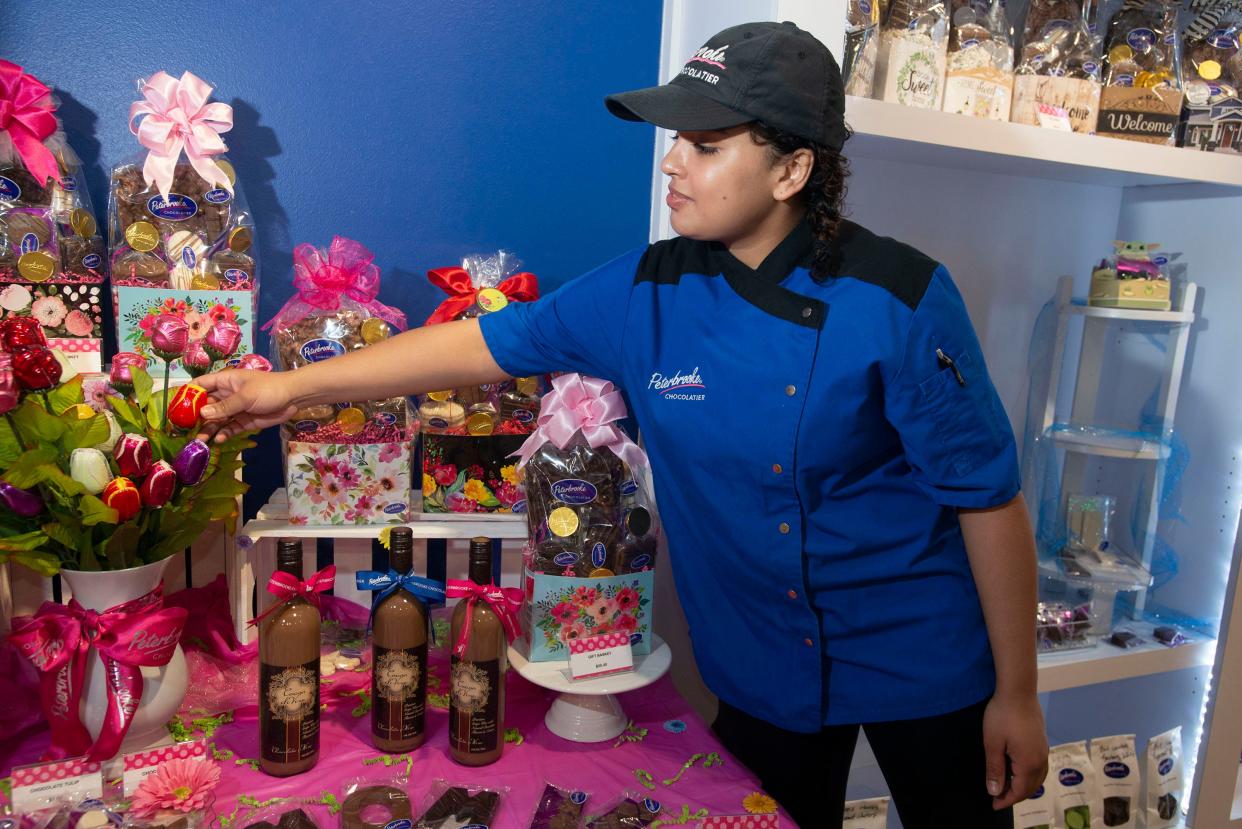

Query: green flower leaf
<box><xmin>80</xmin><ymin>493</ymin><xmax>119</xmax><ymax>526</ymax></box>
<box><xmin>132</xmin><ymin>367</ymin><xmax>154</xmax><ymax>409</ymax></box>
<box><xmin>47</xmin><ymin>375</ymin><xmax>84</xmax><ymax>414</ymax></box>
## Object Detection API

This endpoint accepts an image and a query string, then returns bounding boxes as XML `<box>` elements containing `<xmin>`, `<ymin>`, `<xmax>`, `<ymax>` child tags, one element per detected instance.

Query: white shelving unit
<box><xmin>1036</xmin><ymin>626</ymin><xmax>1216</xmax><ymax>693</ymax></box>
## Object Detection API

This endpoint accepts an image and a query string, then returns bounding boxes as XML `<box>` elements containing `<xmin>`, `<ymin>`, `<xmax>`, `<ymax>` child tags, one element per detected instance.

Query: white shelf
<box><xmin>845</xmin><ymin>95</ymin><xmax>1242</xmax><ymax>188</ymax></box>
<box><xmin>1038</xmin><ymin>626</ymin><xmax>1217</xmax><ymax>693</ymax></box>
<box><xmin>1064</xmin><ymin>299</ymin><xmax>1195</xmax><ymax>324</ymax></box>
<box><xmin>1050</xmin><ymin>429</ymin><xmax>1171</xmax><ymax>460</ymax></box>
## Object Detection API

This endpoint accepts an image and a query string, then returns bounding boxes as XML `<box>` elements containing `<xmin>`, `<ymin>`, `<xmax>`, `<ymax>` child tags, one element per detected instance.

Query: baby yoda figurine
<box><xmin>1088</xmin><ymin>240</ymin><xmax>1171</xmax><ymax>310</ymax></box>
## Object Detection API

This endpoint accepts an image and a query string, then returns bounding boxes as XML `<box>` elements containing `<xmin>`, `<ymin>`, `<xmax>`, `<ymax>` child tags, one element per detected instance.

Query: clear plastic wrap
<box><xmin>873</xmin><ymin>0</ymin><xmax>951</xmax><ymax>108</ymax></box>
<box><xmin>340</xmin><ymin>778</ymin><xmax>411</xmax><ymax>829</ymax></box>
<box><xmin>1102</xmin><ymin>0</ymin><xmax>1180</xmax><ymax>88</ymax></box>
<box><xmin>1017</xmin><ymin>0</ymin><xmax>1103</xmax><ymax>79</ymax></box>
<box><xmin>527</xmin><ymin>784</ymin><xmax>589</xmax><ymax>829</ymax></box>
<box><xmin>413</xmin><ymin>782</ymin><xmax>505</xmax><ymax>829</ymax></box>
<box><xmin>584</xmin><ymin>795</ymin><xmax>662</xmax><ymax>829</ymax></box>
<box><xmin>241</xmin><ymin>803</ymin><xmax>328</xmax><ymax>829</ymax></box>
<box><xmin>1181</xmin><ymin>6</ymin><xmax>1239</xmax><ymax>104</ymax></box>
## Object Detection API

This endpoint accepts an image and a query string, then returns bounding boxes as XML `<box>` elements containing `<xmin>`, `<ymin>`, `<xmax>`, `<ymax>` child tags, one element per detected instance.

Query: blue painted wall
<box><xmin>1</xmin><ymin>0</ymin><xmax>663</xmax><ymax>516</ymax></box>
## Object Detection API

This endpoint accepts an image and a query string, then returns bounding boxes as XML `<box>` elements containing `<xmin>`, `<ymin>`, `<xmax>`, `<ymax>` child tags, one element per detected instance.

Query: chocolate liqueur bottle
<box><xmin>371</xmin><ymin>526</ymin><xmax>428</xmax><ymax>751</ymax></box>
<box><xmin>449</xmin><ymin>537</ymin><xmax>506</xmax><ymax>766</ymax></box>
<box><xmin>259</xmin><ymin>538</ymin><xmax>320</xmax><ymax>776</ymax></box>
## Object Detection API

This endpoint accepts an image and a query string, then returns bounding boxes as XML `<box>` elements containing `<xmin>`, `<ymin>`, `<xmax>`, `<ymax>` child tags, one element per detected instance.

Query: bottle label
<box><xmin>372</xmin><ymin>643</ymin><xmax>427</xmax><ymax>742</ymax></box>
<box><xmin>260</xmin><ymin>658</ymin><xmax>320</xmax><ymax>763</ymax></box>
<box><xmin>449</xmin><ymin>656</ymin><xmax>501</xmax><ymax>755</ymax></box>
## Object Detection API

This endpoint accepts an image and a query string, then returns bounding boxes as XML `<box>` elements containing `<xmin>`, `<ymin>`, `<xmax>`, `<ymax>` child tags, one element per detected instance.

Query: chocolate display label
<box><xmin>82</xmin><ymin>253</ymin><xmax>101</xmax><ymax>269</ymax></box>
<box><xmin>204</xmin><ymin>188</ymin><xmax>231</xmax><ymax>204</ymax></box>
<box><xmin>551</xmin><ymin>479</ymin><xmax>597</xmax><ymax>505</ymax></box>
<box><xmin>0</xmin><ymin>177</ymin><xmax>19</xmax><ymax>201</ymax></box>
<box><xmin>145</xmin><ymin>193</ymin><xmax>199</xmax><ymax>221</ymax></box>
<box><xmin>553</xmin><ymin>552</ymin><xmax>580</xmax><ymax>567</ymax></box>
<box><xmin>299</xmin><ymin>337</ymin><xmax>346</xmax><ymax>362</ymax></box>
<box><xmin>590</xmin><ymin>542</ymin><xmax>607</xmax><ymax>568</ymax></box>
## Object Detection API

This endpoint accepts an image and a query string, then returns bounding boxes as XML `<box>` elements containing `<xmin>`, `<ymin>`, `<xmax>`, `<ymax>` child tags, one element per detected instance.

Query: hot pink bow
<box><xmin>8</xmin><ymin>585</ymin><xmax>187</xmax><ymax>762</ymax></box>
<box><xmin>262</xmin><ymin>237</ymin><xmax>407</xmax><ymax>331</ymax></box>
<box><xmin>248</xmin><ymin>564</ymin><xmax>336</xmax><ymax>627</ymax></box>
<box><xmin>0</xmin><ymin>60</ymin><xmax>60</xmax><ymax>187</ymax></box>
<box><xmin>128</xmin><ymin>70</ymin><xmax>233</xmax><ymax>199</ymax></box>
<box><xmin>514</xmin><ymin>373</ymin><xmax>649</xmax><ymax>471</ymax></box>
<box><xmin>445</xmin><ymin>580</ymin><xmax>523</xmax><ymax>658</ymax></box>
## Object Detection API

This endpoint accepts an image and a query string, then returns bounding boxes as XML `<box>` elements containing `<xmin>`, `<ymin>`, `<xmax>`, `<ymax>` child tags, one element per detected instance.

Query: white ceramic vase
<box><xmin>60</xmin><ymin>557</ymin><xmax>188</xmax><ymax>757</ymax></box>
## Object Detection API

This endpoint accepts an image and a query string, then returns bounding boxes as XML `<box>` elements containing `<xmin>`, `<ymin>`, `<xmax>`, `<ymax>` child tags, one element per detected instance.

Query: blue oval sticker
<box><xmin>0</xmin><ymin>176</ymin><xmax>21</xmax><ymax>200</ymax></box>
<box><xmin>295</xmin><ymin>420</ymin><xmax>320</xmax><ymax>432</ymax></box>
<box><xmin>204</xmin><ymin>188</ymin><xmax>231</xmax><ymax>204</ymax></box>
<box><xmin>383</xmin><ymin>822</ymin><xmax>411</xmax><ymax>829</ymax></box>
<box><xmin>513</xmin><ymin>499</ymin><xmax>527</xmax><ymax>514</ymax></box>
<box><xmin>643</xmin><ymin>799</ymin><xmax>661</xmax><ymax>815</ymax></box>
<box><xmin>1104</xmin><ymin>761</ymin><xmax>1130</xmax><ymax>779</ymax></box>
<box><xmin>224</xmin><ymin>268</ymin><xmax>248</xmax><ymax>283</ymax></box>
<box><xmin>82</xmin><ymin>253</ymin><xmax>102</xmax><ymax>269</ymax></box>
<box><xmin>383</xmin><ymin>502</ymin><xmax>408</xmax><ymax>515</ymax></box>
<box><xmin>551</xmin><ymin>478</ymin><xmax>597</xmax><ymax>505</ymax></box>
<box><xmin>631</xmin><ymin>554</ymin><xmax>652</xmax><ymax>570</ymax></box>
<box><xmin>20</xmin><ymin>233</ymin><xmax>38</xmax><ymax>254</ymax></box>
<box><xmin>553</xmin><ymin>552</ymin><xmax>579</xmax><ymax>567</ymax></box>
<box><xmin>374</xmin><ymin>412</ymin><xmax>397</xmax><ymax>426</ymax></box>
<box><xmin>630</xmin><ymin>632</ymin><xmax>643</xmax><ymax>646</ymax></box>
<box><xmin>1059</xmin><ymin>768</ymin><xmax>1084</xmax><ymax>786</ymax></box>
<box><xmin>59</xmin><ymin>175</ymin><xmax>78</xmax><ymax>192</ymax></box>
<box><xmin>428</xmin><ymin>417</ymin><xmax>448</xmax><ymax>429</ymax></box>
<box><xmin>1159</xmin><ymin>758</ymin><xmax>1173</xmax><ymax>775</ymax></box>
<box><xmin>1127</xmin><ymin>27</ymin><xmax>1155</xmax><ymax>50</ymax></box>
<box><xmin>146</xmin><ymin>193</ymin><xmax>198</xmax><ymax>221</ymax></box>
<box><xmin>299</xmin><ymin>338</ymin><xmax>346</xmax><ymax>363</ymax></box>
<box><xmin>620</xmin><ymin>479</ymin><xmax>638</xmax><ymax>496</ymax></box>
<box><xmin>571</xmin><ymin>792</ymin><xmax>587</xmax><ymax>806</ymax></box>
<box><xmin>513</xmin><ymin>408</ymin><xmax>534</xmax><ymax>423</ymax></box>
<box><xmin>591</xmin><ymin>542</ymin><xmax>607</xmax><ymax>568</ymax></box>
<box><xmin>182</xmin><ymin>246</ymin><xmax>196</xmax><ymax>268</ymax></box>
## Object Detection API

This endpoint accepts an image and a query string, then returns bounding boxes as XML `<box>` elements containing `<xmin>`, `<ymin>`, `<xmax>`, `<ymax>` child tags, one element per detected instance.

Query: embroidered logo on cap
<box><xmin>681</xmin><ymin>45</ymin><xmax>729</xmax><ymax>85</ymax></box>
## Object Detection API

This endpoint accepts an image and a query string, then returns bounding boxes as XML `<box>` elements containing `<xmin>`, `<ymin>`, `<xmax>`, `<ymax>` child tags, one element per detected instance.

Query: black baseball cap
<box><xmin>605</xmin><ymin>21</ymin><xmax>848</xmax><ymax>151</ymax></box>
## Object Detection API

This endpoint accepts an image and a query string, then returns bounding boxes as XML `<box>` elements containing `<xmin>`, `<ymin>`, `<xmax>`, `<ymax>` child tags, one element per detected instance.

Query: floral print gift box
<box><xmin>522</xmin><ymin>569</ymin><xmax>654</xmax><ymax>662</ymax></box>
<box><xmin>285</xmin><ymin>439</ymin><xmax>416</xmax><ymax>525</ymax></box>
<box><xmin>0</xmin><ymin>282</ymin><xmax>104</xmax><ymax>371</ymax></box>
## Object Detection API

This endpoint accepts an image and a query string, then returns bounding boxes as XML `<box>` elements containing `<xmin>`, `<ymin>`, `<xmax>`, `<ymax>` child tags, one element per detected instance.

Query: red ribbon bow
<box><xmin>424</xmin><ymin>267</ymin><xmax>539</xmax><ymax>326</ymax></box>
<box><xmin>8</xmin><ymin>586</ymin><xmax>188</xmax><ymax>761</ymax></box>
<box><xmin>248</xmin><ymin>564</ymin><xmax>336</xmax><ymax>627</ymax></box>
<box><xmin>0</xmin><ymin>60</ymin><xmax>60</xmax><ymax>187</ymax></box>
<box><xmin>445</xmin><ymin>579</ymin><xmax>523</xmax><ymax>657</ymax></box>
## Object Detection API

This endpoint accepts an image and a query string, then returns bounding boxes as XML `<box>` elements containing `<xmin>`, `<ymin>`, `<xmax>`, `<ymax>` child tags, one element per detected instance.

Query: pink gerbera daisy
<box><xmin>130</xmin><ymin>758</ymin><xmax>222</xmax><ymax>816</ymax></box>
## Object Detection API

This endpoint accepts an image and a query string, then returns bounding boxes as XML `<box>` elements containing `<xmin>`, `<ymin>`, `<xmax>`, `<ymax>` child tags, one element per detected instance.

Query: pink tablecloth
<box><xmin>1</xmin><ymin>578</ymin><xmax>792</xmax><ymax>828</ymax></box>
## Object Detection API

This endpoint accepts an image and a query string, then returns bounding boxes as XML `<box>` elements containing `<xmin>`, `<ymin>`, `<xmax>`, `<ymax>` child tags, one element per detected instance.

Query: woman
<box><xmin>200</xmin><ymin>21</ymin><xmax>1047</xmax><ymax>828</ymax></box>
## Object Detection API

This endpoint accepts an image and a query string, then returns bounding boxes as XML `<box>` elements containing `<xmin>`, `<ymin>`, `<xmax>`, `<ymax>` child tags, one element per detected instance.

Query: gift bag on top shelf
<box><xmin>109</xmin><ymin>70</ymin><xmax>258</xmax><ymax>376</ymax></box>
<box><xmin>941</xmin><ymin>0</ymin><xmax>1015</xmax><ymax>120</ymax></box>
<box><xmin>872</xmin><ymin>0</ymin><xmax>950</xmax><ymax>109</ymax></box>
<box><xmin>0</xmin><ymin>61</ymin><xmax>107</xmax><ymax>372</ymax></box>
<box><xmin>1096</xmin><ymin>0</ymin><xmax>1184</xmax><ymax>144</ymax></box>
<box><xmin>268</xmin><ymin>236</ymin><xmax>417</xmax><ymax>525</ymax></box>
<box><xmin>419</xmin><ymin>251</ymin><xmax>544</xmax><ymax>515</ymax></box>
<box><xmin>515</xmin><ymin>374</ymin><xmax>661</xmax><ymax>662</ymax></box>
<box><xmin>1179</xmin><ymin>3</ymin><xmax>1242</xmax><ymax>152</ymax></box>
<box><xmin>1010</xmin><ymin>0</ymin><xmax>1104</xmax><ymax>133</ymax></box>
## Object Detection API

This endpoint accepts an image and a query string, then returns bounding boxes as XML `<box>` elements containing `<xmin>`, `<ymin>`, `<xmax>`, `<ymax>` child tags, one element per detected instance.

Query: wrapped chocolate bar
<box><xmin>110</xmin><ymin>71</ymin><xmax>258</xmax><ymax>375</ymax></box>
<box><xmin>1180</xmin><ymin>4</ymin><xmax>1242</xmax><ymax>152</ymax></box>
<box><xmin>1012</xmin><ymin>0</ymin><xmax>1104</xmax><ymax>132</ymax></box>
<box><xmin>413</xmin><ymin>781</ymin><xmax>506</xmax><ymax>829</ymax></box>
<box><xmin>0</xmin><ymin>61</ymin><xmax>107</xmax><ymax>371</ymax></box>
<box><xmin>1096</xmin><ymin>0</ymin><xmax>1184</xmax><ymax>143</ymax></box>
<box><xmin>268</xmin><ymin>236</ymin><xmax>416</xmax><ymax>525</ymax></box>
<box><xmin>420</xmin><ymin>251</ymin><xmax>542</xmax><ymax>514</ymax></box>
<box><xmin>942</xmin><ymin>0</ymin><xmax>1016</xmax><ymax>119</ymax></box>
<box><xmin>516</xmin><ymin>374</ymin><xmax>659</xmax><ymax>661</ymax></box>
<box><xmin>872</xmin><ymin>0</ymin><xmax>950</xmax><ymax>108</ymax></box>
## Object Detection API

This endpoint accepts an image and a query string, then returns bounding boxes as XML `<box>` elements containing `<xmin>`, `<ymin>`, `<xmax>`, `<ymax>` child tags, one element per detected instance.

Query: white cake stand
<box><xmin>509</xmin><ymin>634</ymin><xmax>671</xmax><ymax>743</ymax></box>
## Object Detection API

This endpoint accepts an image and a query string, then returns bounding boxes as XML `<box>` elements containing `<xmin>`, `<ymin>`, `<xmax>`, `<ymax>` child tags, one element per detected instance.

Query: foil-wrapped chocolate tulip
<box><xmin>114</xmin><ymin>433</ymin><xmax>153</xmax><ymax>478</ymax></box>
<box><xmin>174</xmin><ymin>439</ymin><xmax>211</xmax><ymax>485</ymax></box>
<box><xmin>140</xmin><ymin>460</ymin><xmax>177</xmax><ymax>507</ymax></box>
<box><xmin>70</xmin><ymin>448</ymin><xmax>113</xmax><ymax>495</ymax></box>
<box><xmin>0</xmin><ymin>480</ymin><xmax>44</xmax><ymax>517</ymax></box>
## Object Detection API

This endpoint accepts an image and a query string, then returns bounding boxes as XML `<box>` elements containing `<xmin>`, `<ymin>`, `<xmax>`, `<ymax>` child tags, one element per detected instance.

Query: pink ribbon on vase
<box><xmin>128</xmin><ymin>70</ymin><xmax>234</xmax><ymax>199</ymax></box>
<box><xmin>513</xmin><ymin>373</ymin><xmax>649</xmax><ymax>471</ymax></box>
<box><xmin>0</xmin><ymin>60</ymin><xmax>60</xmax><ymax>187</ymax></box>
<box><xmin>262</xmin><ymin>237</ymin><xmax>407</xmax><ymax>331</ymax></box>
<box><xmin>7</xmin><ymin>585</ymin><xmax>188</xmax><ymax>762</ymax></box>
<box><xmin>247</xmin><ymin>564</ymin><xmax>336</xmax><ymax>627</ymax></box>
<box><xmin>444</xmin><ymin>580</ymin><xmax>523</xmax><ymax>658</ymax></box>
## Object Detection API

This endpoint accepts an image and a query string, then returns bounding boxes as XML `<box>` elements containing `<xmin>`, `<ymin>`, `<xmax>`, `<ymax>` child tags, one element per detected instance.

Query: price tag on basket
<box><xmin>567</xmin><ymin>632</ymin><xmax>635</xmax><ymax>680</ymax></box>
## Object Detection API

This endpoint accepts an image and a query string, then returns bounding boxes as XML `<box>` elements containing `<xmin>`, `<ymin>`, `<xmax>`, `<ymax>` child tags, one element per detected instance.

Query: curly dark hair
<box><xmin>748</xmin><ymin>121</ymin><xmax>852</xmax><ymax>280</ymax></box>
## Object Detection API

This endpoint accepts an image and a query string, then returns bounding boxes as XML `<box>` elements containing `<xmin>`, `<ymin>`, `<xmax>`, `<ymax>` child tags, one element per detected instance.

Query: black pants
<box><xmin>713</xmin><ymin>698</ymin><xmax>1013</xmax><ymax>829</ymax></box>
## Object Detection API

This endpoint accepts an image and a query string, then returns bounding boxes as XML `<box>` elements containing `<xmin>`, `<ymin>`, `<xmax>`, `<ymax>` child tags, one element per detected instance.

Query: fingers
<box><xmin>994</xmin><ymin>751</ymin><xmax>1048</xmax><ymax>810</ymax></box>
<box><xmin>201</xmin><ymin>385</ymin><xmax>251</xmax><ymax>422</ymax></box>
<box><xmin>195</xmin><ymin>370</ymin><xmax>231</xmax><ymax>394</ymax></box>
<box><xmin>984</xmin><ymin>732</ymin><xmax>1007</xmax><ymax>800</ymax></box>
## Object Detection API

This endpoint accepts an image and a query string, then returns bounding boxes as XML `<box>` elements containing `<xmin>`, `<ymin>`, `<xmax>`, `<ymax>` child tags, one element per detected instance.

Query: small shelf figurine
<box><xmin>1089</xmin><ymin>240</ymin><xmax>1172</xmax><ymax>311</ymax></box>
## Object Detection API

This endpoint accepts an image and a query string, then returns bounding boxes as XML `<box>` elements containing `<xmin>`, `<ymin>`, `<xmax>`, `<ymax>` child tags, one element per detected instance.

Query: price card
<box><xmin>568</xmin><ymin>632</ymin><xmax>634</xmax><ymax>680</ymax></box>
<box><xmin>1037</xmin><ymin>102</ymin><xmax>1073</xmax><ymax>131</ymax></box>
<box><xmin>122</xmin><ymin>739</ymin><xmax>209</xmax><ymax>795</ymax></box>
<box><xmin>10</xmin><ymin>758</ymin><xmax>102</xmax><ymax>814</ymax></box>
<box><xmin>701</xmin><ymin>816</ymin><xmax>780</xmax><ymax>828</ymax></box>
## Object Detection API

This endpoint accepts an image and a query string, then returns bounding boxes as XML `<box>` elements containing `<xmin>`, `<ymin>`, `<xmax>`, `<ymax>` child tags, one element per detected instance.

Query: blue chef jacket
<box><xmin>478</xmin><ymin>218</ymin><xmax>1021</xmax><ymax>731</ymax></box>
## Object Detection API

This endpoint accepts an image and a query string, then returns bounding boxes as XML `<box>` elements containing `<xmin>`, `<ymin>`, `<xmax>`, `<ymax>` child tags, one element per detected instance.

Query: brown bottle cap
<box><xmin>390</xmin><ymin>526</ymin><xmax>413</xmax><ymax>571</ymax></box>
<box><xmin>276</xmin><ymin>538</ymin><xmax>304</xmax><ymax>574</ymax></box>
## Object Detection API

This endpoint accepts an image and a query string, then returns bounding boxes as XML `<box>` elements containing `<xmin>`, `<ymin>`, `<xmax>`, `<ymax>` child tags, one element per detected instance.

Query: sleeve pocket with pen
<box><xmin>917</xmin><ymin>347</ymin><xmax>1009</xmax><ymax>478</ymax></box>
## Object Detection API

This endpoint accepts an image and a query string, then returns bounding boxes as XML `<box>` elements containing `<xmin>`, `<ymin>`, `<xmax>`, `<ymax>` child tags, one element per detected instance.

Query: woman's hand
<box><xmin>983</xmin><ymin>691</ymin><xmax>1049</xmax><ymax>810</ymax></box>
<box><xmin>196</xmin><ymin>369</ymin><xmax>300</xmax><ymax>442</ymax></box>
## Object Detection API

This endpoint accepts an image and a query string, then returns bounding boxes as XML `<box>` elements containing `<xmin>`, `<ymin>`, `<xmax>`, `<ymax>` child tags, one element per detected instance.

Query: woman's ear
<box><xmin>773</xmin><ymin>147</ymin><xmax>815</xmax><ymax>202</ymax></box>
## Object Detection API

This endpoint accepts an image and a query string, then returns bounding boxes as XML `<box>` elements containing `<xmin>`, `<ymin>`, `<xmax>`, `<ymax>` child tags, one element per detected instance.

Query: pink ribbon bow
<box><xmin>248</xmin><ymin>564</ymin><xmax>337</xmax><ymax>627</ymax></box>
<box><xmin>7</xmin><ymin>585</ymin><xmax>188</xmax><ymax>762</ymax></box>
<box><xmin>263</xmin><ymin>236</ymin><xmax>407</xmax><ymax>332</ymax></box>
<box><xmin>128</xmin><ymin>70</ymin><xmax>233</xmax><ymax>199</ymax></box>
<box><xmin>445</xmin><ymin>580</ymin><xmax>523</xmax><ymax>658</ymax></box>
<box><xmin>514</xmin><ymin>373</ymin><xmax>649</xmax><ymax>471</ymax></box>
<box><xmin>0</xmin><ymin>60</ymin><xmax>60</xmax><ymax>187</ymax></box>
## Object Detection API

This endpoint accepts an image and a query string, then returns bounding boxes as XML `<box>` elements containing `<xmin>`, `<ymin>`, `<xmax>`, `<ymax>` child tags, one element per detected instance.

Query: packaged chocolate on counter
<box><xmin>269</xmin><ymin>236</ymin><xmax>416</xmax><ymax>525</ymax></box>
<box><xmin>872</xmin><ymin>0</ymin><xmax>950</xmax><ymax>109</ymax></box>
<box><xmin>1179</xmin><ymin>4</ymin><xmax>1242</xmax><ymax>152</ymax></box>
<box><xmin>942</xmin><ymin>0</ymin><xmax>1015</xmax><ymax>120</ymax></box>
<box><xmin>413</xmin><ymin>781</ymin><xmax>506</xmax><ymax>829</ymax></box>
<box><xmin>516</xmin><ymin>374</ymin><xmax>660</xmax><ymax>662</ymax></box>
<box><xmin>528</xmin><ymin>784</ymin><xmax>589</xmax><ymax>829</ymax></box>
<box><xmin>1012</xmin><ymin>0</ymin><xmax>1104</xmax><ymax>132</ymax></box>
<box><xmin>0</xmin><ymin>61</ymin><xmax>107</xmax><ymax>372</ymax></box>
<box><xmin>1096</xmin><ymin>0</ymin><xmax>1183</xmax><ymax>144</ymax></box>
<box><xmin>420</xmin><ymin>251</ymin><xmax>542</xmax><ymax>514</ymax></box>
<box><xmin>110</xmin><ymin>70</ymin><xmax>258</xmax><ymax>376</ymax></box>
<box><xmin>584</xmin><ymin>795</ymin><xmax>662</xmax><ymax>829</ymax></box>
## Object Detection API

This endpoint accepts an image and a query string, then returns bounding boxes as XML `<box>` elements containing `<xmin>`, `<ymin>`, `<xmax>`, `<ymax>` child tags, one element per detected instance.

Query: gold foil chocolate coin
<box><xmin>515</xmin><ymin>376</ymin><xmax>538</xmax><ymax>397</ymax></box>
<box><xmin>216</xmin><ymin>159</ymin><xmax>237</xmax><ymax>187</ymax></box>
<box><xmin>227</xmin><ymin>226</ymin><xmax>252</xmax><ymax>252</ymax></box>
<box><xmin>18</xmin><ymin>251</ymin><xmax>55</xmax><ymax>282</ymax></box>
<box><xmin>191</xmin><ymin>273</ymin><xmax>221</xmax><ymax>290</ymax></box>
<box><xmin>466</xmin><ymin>411</ymin><xmax>495</xmax><ymax>435</ymax></box>
<box><xmin>426</xmin><ymin>390</ymin><xmax>453</xmax><ymax>402</ymax></box>
<box><xmin>1108</xmin><ymin>44</ymin><xmax>1133</xmax><ymax>64</ymax></box>
<box><xmin>547</xmin><ymin>507</ymin><xmax>579</xmax><ymax>538</ymax></box>
<box><xmin>475</xmin><ymin>288</ymin><xmax>509</xmax><ymax>313</ymax></box>
<box><xmin>589</xmin><ymin>568</ymin><xmax>615</xmax><ymax>578</ymax></box>
<box><xmin>1199</xmin><ymin>59</ymin><xmax>1222</xmax><ymax>80</ymax></box>
<box><xmin>361</xmin><ymin>317</ymin><xmax>391</xmax><ymax>344</ymax></box>
<box><xmin>70</xmin><ymin>208</ymin><xmax>96</xmax><ymax>238</ymax></box>
<box><xmin>336</xmin><ymin>406</ymin><xmax>366</xmax><ymax>435</ymax></box>
<box><xmin>125</xmin><ymin>221</ymin><xmax>159</xmax><ymax>252</ymax></box>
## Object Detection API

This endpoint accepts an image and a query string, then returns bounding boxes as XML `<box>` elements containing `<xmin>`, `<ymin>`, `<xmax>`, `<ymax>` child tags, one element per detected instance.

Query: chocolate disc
<box><xmin>467</xmin><ymin>411</ymin><xmax>495</xmax><ymax>435</ymax></box>
<box><xmin>626</xmin><ymin>506</ymin><xmax>652</xmax><ymax>537</ymax></box>
<box><xmin>336</xmin><ymin>406</ymin><xmax>366</xmax><ymax>435</ymax></box>
<box><xmin>361</xmin><ymin>317</ymin><xmax>391</xmax><ymax>344</ymax></box>
<box><xmin>125</xmin><ymin>221</ymin><xmax>159</xmax><ymax>252</ymax></box>
<box><xmin>18</xmin><ymin>250</ymin><xmax>55</xmax><ymax>282</ymax></box>
<box><xmin>1199</xmin><ymin>59</ymin><xmax>1222</xmax><ymax>80</ymax></box>
<box><xmin>70</xmin><ymin>208</ymin><xmax>96</xmax><ymax>238</ymax></box>
<box><xmin>589</xmin><ymin>568</ymin><xmax>615</xmax><ymax>578</ymax></box>
<box><xmin>548</xmin><ymin>507</ymin><xmax>579</xmax><ymax>537</ymax></box>
<box><xmin>228</xmin><ymin>226</ymin><xmax>252</xmax><ymax>252</ymax></box>
<box><xmin>191</xmin><ymin>273</ymin><xmax>222</xmax><ymax>290</ymax></box>
<box><xmin>216</xmin><ymin>159</ymin><xmax>237</xmax><ymax>186</ymax></box>
<box><xmin>515</xmin><ymin>376</ymin><xmax>539</xmax><ymax>397</ymax></box>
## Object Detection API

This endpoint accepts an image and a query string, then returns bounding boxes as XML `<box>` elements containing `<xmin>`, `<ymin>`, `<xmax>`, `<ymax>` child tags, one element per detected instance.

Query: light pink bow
<box><xmin>263</xmin><ymin>236</ymin><xmax>407</xmax><ymax>331</ymax></box>
<box><xmin>0</xmin><ymin>60</ymin><xmax>60</xmax><ymax>187</ymax></box>
<box><xmin>248</xmin><ymin>564</ymin><xmax>337</xmax><ymax>627</ymax></box>
<box><xmin>514</xmin><ymin>373</ymin><xmax>649</xmax><ymax>471</ymax></box>
<box><xmin>128</xmin><ymin>70</ymin><xmax>233</xmax><ymax>199</ymax></box>
<box><xmin>445</xmin><ymin>579</ymin><xmax>523</xmax><ymax>657</ymax></box>
<box><xmin>8</xmin><ymin>585</ymin><xmax>187</xmax><ymax>762</ymax></box>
